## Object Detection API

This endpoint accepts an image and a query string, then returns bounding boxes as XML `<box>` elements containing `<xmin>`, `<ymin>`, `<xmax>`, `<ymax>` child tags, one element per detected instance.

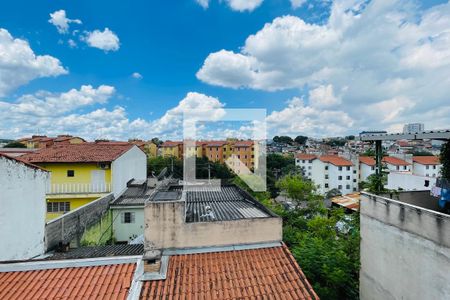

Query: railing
<box><xmin>46</xmin><ymin>183</ymin><xmax>112</xmax><ymax>194</ymax></box>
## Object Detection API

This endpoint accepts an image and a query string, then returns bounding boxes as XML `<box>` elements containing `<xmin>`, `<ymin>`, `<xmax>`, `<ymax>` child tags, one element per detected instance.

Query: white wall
<box><xmin>385</xmin><ymin>163</ymin><xmax>410</xmax><ymax>172</ymax></box>
<box><xmin>295</xmin><ymin>158</ymin><xmax>314</xmax><ymax>178</ymax></box>
<box><xmin>360</xmin><ymin>163</ymin><xmax>375</xmax><ymax>182</ymax></box>
<box><xmin>112</xmin><ymin>207</ymin><xmax>144</xmax><ymax>242</ymax></box>
<box><xmin>386</xmin><ymin>172</ymin><xmax>436</xmax><ymax>191</ymax></box>
<box><xmin>413</xmin><ymin>163</ymin><xmax>441</xmax><ymax>177</ymax></box>
<box><xmin>111</xmin><ymin>146</ymin><xmax>147</xmax><ymax>196</ymax></box>
<box><xmin>311</xmin><ymin>161</ymin><xmax>356</xmax><ymax>195</ymax></box>
<box><xmin>0</xmin><ymin>156</ymin><xmax>48</xmax><ymax>261</ymax></box>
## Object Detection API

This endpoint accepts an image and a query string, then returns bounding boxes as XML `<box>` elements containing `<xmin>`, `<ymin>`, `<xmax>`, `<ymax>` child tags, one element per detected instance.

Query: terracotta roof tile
<box><xmin>19</xmin><ymin>143</ymin><xmax>134</xmax><ymax>163</ymax></box>
<box><xmin>382</xmin><ymin>156</ymin><xmax>410</xmax><ymax>166</ymax></box>
<box><xmin>319</xmin><ymin>155</ymin><xmax>353</xmax><ymax>167</ymax></box>
<box><xmin>233</xmin><ymin>140</ymin><xmax>254</xmax><ymax>147</ymax></box>
<box><xmin>359</xmin><ymin>156</ymin><xmax>375</xmax><ymax>166</ymax></box>
<box><xmin>0</xmin><ymin>263</ymin><xmax>135</xmax><ymax>300</ymax></box>
<box><xmin>412</xmin><ymin>156</ymin><xmax>440</xmax><ymax>165</ymax></box>
<box><xmin>140</xmin><ymin>245</ymin><xmax>318</xmax><ymax>300</ymax></box>
<box><xmin>161</xmin><ymin>141</ymin><xmax>183</xmax><ymax>147</ymax></box>
<box><xmin>296</xmin><ymin>154</ymin><xmax>317</xmax><ymax>160</ymax></box>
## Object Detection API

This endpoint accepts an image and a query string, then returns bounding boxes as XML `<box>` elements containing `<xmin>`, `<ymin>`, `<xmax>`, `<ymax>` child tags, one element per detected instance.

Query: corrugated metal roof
<box><xmin>140</xmin><ymin>244</ymin><xmax>319</xmax><ymax>299</ymax></box>
<box><xmin>331</xmin><ymin>193</ymin><xmax>361</xmax><ymax>211</ymax></box>
<box><xmin>46</xmin><ymin>244</ymin><xmax>144</xmax><ymax>260</ymax></box>
<box><xmin>112</xmin><ymin>184</ymin><xmax>154</xmax><ymax>206</ymax></box>
<box><xmin>0</xmin><ymin>263</ymin><xmax>135</xmax><ymax>299</ymax></box>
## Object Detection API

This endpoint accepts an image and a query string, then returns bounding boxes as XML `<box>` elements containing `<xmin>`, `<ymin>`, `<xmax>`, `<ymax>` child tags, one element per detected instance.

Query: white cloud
<box><xmin>291</xmin><ymin>0</ymin><xmax>307</xmax><ymax>9</ymax></box>
<box><xmin>49</xmin><ymin>10</ymin><xmax>82</xmax><ymax>34</ymax></box>
<box><xmin>197</xmin><ymin>0</ymin><xmax>450</xmax><ymax>132</ymax></box>
<box><xmin>0</xmin><ymin>28</ymin><xmax>67</xmax><ymax>97</ymax></box>
<box><xmin>132</xmin><ymin>72</ymin><xmax>143</xmax><ymax>79</ymax></box>
<box><xmin>83</xmin><ymin>28</ymin><xmax>120</xmax><ymax>52</ymax></box>
<box><xmin>225</xmin><ymin>0</ymin><xmax>263</xmax><ymax>12</ymax></box>
<box><xmin>309</xmin><ymin>84</ymin><xmax>340</xmax><ymax>108</ymax></box>
<box><xmin>68</xmin><ymin>39</ymin><xmax>77</xmax><ymax>48</ymax></box>
<box><xmin>196</xmin><ymin>0</ymin><xmax>209</xmax><ymax>8</ymax></box>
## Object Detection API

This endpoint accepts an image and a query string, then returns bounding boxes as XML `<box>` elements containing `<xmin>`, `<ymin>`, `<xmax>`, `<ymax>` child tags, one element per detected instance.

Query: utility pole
<box><xmin>171</xmin><ymin>156</ymin><xmax>174</xmax><ymax>174</ymax></box>
<box><xmin>375</xmin><ymin>140</ymin><xmax>383</xmax><ymax>192</ymax></box>
<box><xmin>208</xmin><ymin>162</ymin><xmax>211</xmax><ymax>184</ymax></box>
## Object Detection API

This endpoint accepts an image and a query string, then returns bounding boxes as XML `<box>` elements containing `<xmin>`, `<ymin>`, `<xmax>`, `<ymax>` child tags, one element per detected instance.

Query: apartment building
<box><xmin>231</xmin><ymin>140</ymin><xmax>255</xmax><ymax>170</ymax></box>
<box><xmin>18</xmin><ymin>135</ymin><xmax>85</xmax><ymax>149</ymax></box>
<box><xmin>412</xmin><ymin>156</ymin><xmax>441</xmax><ymax>177</ymax></box>
<box><xmin>297</xmin><ymin>154</ymin><xmax>357</xmax><ymax>195</ymax></box>
<box><xmin>382</xmin><ymin>156</ymin><xmax>411</xmax><ymax>172</ymax></box>
<box><xmin>160</xmin><ymin>141</ymin><xmax>183</xmax><ymax>158</ymax></box>
<box><xmin>359</xmin><ymin>156</ymin><xmax>376</xmax><ymax>181</ymax></box>
<box><xmin>21</xmin><ymin>143</ymin><xmax>147</xmax><ymax>220</ymax></box>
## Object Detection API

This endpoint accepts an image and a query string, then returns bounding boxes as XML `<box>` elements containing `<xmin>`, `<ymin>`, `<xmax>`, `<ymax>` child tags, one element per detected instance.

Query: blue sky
<box><xmin>1</xmin><ymin>0</ymin><xmax>449</xmax><ymax>140</ymax></box>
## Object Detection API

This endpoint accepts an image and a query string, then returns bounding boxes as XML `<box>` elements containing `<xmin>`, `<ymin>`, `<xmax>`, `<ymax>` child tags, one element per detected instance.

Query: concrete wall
<box><xmin>144</xmin><ymin>199</ymin><xmax>282</xmax><ymax>250</ymax></box>
<box><xmin>413</xmin><ymin>162</ymin><xmax>441</xmax><ymax>177</ymax></box>
<box><xmin>45</xmin><ymin>193</ymin><xmax>114</xmax><ymax>250</ymax></box>
<box><xmin>0</xmin><ymin>156</ymin><xmax>48</xmax><ymax>261</ymax></box>
<box><xmin>112</xmin><ymin>146</ymin><xmax>147</xmax><ymax>196</ymax></box>
<box><xmin>360</xmin><ymin>193</ymin><xmax>450</xmax><ymax>300</ymax></box>
<box><xmin>360</xmin><ymin>163</ymin><xmax>374</xmax><ymax>182</ymax></box>
<box><xmin>112</xmin><ymin>207</ymin><xmax>144</xmax><ymax>242</ymax></box>
<box><xmin>386</xmin><ymin>172</ymin><xmax>436</xmax><ymax>191</ymax></box>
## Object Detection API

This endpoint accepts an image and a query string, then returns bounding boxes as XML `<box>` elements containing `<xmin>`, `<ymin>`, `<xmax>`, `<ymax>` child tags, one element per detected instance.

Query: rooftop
<box><xmin>20</xmin><ymin>143</ymin><xmax>135</xmax><ymax>163</ymax></box>
<box><xmin>359</xmin><ymin>156</ymin><xmax>376</xmax><ymax>166</ymax></box>
<box><xmin>319</xmin><ymin>155</ymin><xmax>353</xmax><ymax>167</ymax></box>
<box><xmin>296</xmin><ymin>153</ymin><xmax>317</xmax><ymax>160</ymax></box>
<box><xmin>382</xmin><ymin>156</ymin><xmax>410</xmax><ymax>166</ymax></box>
<box><xmin>111</xmin><ymin>181</ymin><xmax>155</xmax><ymax>207</ymax></box>
<box><xmin>46</xmin><ymin>244</ymin><xmax>144</xmax><ymax>260</ymax></box>
<box><xmin>140</xmin><ymin>244</ymin><xmax>318</xmax><ymax>300</ymax></box>
<box><xmin>412</xmin><ymin>156</ymin><xmax>441</xmax><ymax>165</ymax></box>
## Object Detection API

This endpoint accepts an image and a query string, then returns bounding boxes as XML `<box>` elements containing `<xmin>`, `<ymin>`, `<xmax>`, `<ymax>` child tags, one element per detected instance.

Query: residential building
<box><xmin>204</xmin><ymin>140</ymin><xmax>228</xmax><ymax>163</ymax></box>
<box><xmin>231</xmin><ymin>140</ymin><xmax>255</xmax><ymax>171</ymax></box>
<box><xmin>403</xmin><ymin>122</ymin><xmax>425</xmax><ymax>134</ymax></box>
<box><xmin>160</xmin><ymin>140</ymin><xmax>183</xmax><ymax>158</ymax></box>
<box><xmin>21</xmin><ymin>143</ymin><xmax>147</xmax><ymax>220</ymax></box>
<box><xmin>295</xmin><ymin>153</ymin><xmax>317</xmax><ymax>177</ymax></box>
<box><xmin>0</xmin><ymin>154</ymin><xmax>48</xmax><ymax>261</ymax></box>
<box><xmin>386</xmin><ymin>172</ymin><xmax>437</xmax><ymax>191</ymax></box>
<box><xmin>382</xmin><ymin>156</ymin><xmax>411</xmax><ymax>172</ymax></box>
<box><xmin>299</xmin><ymin>154</ymin><xmax>357</xmax><ymax>195</ymax></box>
<box><xmin>359</xmin><ymin>156</ymin><xmax>376</xmax><ymax>181</ymax></box>
<box><xmin>360</xmin><ymin>191</ymin><xmax>450</xmax><ymax>299</ymax></box>
<box><xmin>129</xmin><ymin>139</ymin><xmax>159</xmax><ymax>157</ymax></box>
<box><xmin>412</xmin><ymin>156</ymin><xmax>441</xmax><ymax>177</ymax></box>
<box><xmin>18</xmin><ymin>135</ymin><xmax>85</xmax><ymax>149</ymax></box>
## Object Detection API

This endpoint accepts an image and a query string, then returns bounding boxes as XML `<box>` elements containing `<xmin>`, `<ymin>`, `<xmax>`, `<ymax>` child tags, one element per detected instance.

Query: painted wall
<box><xmin>360</xmin><ymin>193</ymin><xmax>450</xmax><ymax>300</ymax></box>
<box><xmin>40</xmin><ymin>163</ymin><xmax>112</xmax><ymax>186</ymax></box>
<box><xmin>413</xmin><ymin>163</ymin><xmax>441</xmax><ymax>177</ymax></box>
<box><xmin>112</xmin><ymin>207</ymin><xmax>144</xmax><ymax>242</ymax></box>
<box><xmin>0</xmin><ymin>156</ymin><xmax>48</xmax><ymax>261</ymax></box>
<box><xmin>311</xmin><ymin>161</ymin><xmax>357</xmax><ymax>195</ymax></box>
<box><xmin>111</xmin><ymin>146</ymin><xmax>147</xmax><ymax>196</ymax></box>
<box><xmin>386</xmin><ymin>172</ymin><xmax>436</xmax><ymax>191</ymax></box>
<box><xmin>359</xmin><ymin>163</ymin><xmax>375</xmax><ymax>181</ymax></box>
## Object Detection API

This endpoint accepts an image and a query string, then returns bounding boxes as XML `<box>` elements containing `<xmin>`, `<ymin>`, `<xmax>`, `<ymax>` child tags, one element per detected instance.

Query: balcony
<box><xmin>46</xmin><ymin>183</ymin><xmax>112</xmax><ymax>195</ymax></box>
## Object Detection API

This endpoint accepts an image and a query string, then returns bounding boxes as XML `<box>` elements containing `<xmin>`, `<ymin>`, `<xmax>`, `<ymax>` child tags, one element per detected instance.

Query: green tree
<box><xmin>276</xmin><ymin>175</ymin><xmax>323</xmax><ymax>210</ymax></box>
<box><xmin>273</xmin><ymin>135</ymin><xmax>294</xmax><ymax>145</ymax></box>
<box><xmin>294</xmin><ymin>135</ymin><xmax>308</xmax><ymax>145</ymax></box>
<box><xmin>441</xmin><ymin>141</ymin><xmax>450</xmax><ymax>179</ymax></box>
<box><xmin>4</xmin><ymin>141</ymin><xmax>26</xmax><ymax>148</ymax></box>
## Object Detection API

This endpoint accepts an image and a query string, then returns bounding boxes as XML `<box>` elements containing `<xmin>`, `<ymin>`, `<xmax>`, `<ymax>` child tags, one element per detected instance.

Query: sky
<box><xmin>0</xmin><ymin>0</ymin><xmax>449</xmax><ymax>140</ymax></box>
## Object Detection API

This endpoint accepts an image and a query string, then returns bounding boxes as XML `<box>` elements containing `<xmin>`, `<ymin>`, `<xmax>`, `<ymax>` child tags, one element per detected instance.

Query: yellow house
<box><xmin>160</xmin><ymin>141</ymin><xmax>183</xmax><ymax>159</ymax></box>
<box><xmin>21</xmin><ymin>143</ymin><xmax>147</xmax><ymax>221</ymax></box>
<box><xmin>18</xmin><ymin>135</ymin><xmax>86</xmax><ymax>149</ymax></box>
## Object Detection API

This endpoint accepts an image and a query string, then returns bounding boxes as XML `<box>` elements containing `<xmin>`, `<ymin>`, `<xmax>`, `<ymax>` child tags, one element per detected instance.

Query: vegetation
<box><xmin>4</xmin><ymin>141</ymin><xmax>26</xmax><ymax>148</ymax></box>
<box><xmin>273</xmin><ymin>135</ymin><xmax>294</xmax><ymax>145</ymax></box>
<box><xmin>266</xmin><ymin>153</ymin><xmax>299</xmax><ymax>197</ymax></box>
<box><xmin>294</xmin><ymin>135</ymin><xmax>308</xmax><ymax>145</ymax></box>
<box><xmin>235</xmin><ymin>175</ymin><xmax>360</xmax><ymax>300</ymax></box>
<box><xmin>441</xmin><ymin>141</ymin><xmax>450</xmax><ymax>179</ymax></box>
<box><xmin>324</xmin><ymin>138</ymin><xmax>346</xmax><ymax>147</ymax></box>
<box><xmin>80</xmin><ymin>211</ymin><xmax>113</xmax><ymax>246</ymax></box>
<box><xmin>410</xmin><ymin>150</ymin><xmax>433</xmax><ymax>156</ymax></box>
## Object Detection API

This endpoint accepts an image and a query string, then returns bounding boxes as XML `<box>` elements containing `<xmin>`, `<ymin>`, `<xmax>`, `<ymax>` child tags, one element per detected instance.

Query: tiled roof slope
<box><xmin>0</xmin><ymin>263</ymin><xmax>135</xmax><ymax>300</ymax></box>
<box><xmin>359</xmin><ymin>156</ymin><xmax>376</xmax><ymax>166</ymax></box>
<box><xmin>412</xmin><ymin>156</ymin><xmax>440</xmax><ymax>165</ymax></box>
<box><xmin>140</xmin><ymin>245</ymin><xmax>319</xmax><ymax>299</ymax></box>
<box><xmin>296</xmin><ymin>153</ymin><xmax>317</xmax><ymax>160</ymax></box>
<box><xmin>319</xmin><ymin>155</ymin><xmax>353</xmax><ymax>167</ymax></box>
<box><xmin>382</xmin><ymin>156</ymin><xmax>410</xmax><ymax>166</ymax></box>
<box><xmin>20</xmin><ymin>143</ymin><xmax>134</xmax><ymax>163</ymax></box>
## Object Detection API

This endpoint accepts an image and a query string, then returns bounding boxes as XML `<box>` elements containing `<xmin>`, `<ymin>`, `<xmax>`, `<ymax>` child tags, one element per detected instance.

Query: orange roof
<box><xmin>359</xmin><ymin>156</ymin><xmax>375</xmax><ymax>166</ymax></box>
<box><xmin>161</xmin><ymin>141</ymin><xmax>183</xmax><ymax>147</ymax></box>
<box><xmin>20</xmin><ymin>143</ymin><xmax>134</xmax><ymax>163</ymax></box>
<box><xmin>0</xmin><ymin>263</ymin><xmax>135</xmax><ymax>300</ymax></box>
<box><xmin>412</xmin><ymin>156</ymin><xmax>440</xmax><ymax>165</ymax></box>
<box><xmin>319</xmin><ymin>155</ymin><xmax>353</xmax><ymax>167</ymax></box>
<box><xmin>140</xmin><ymin>245</ymin><xmax>318</xmax><ymax>299</ymax></box>
<box><xmin>233</xmin><ymin>140</ymin><xmax>254</xmax><ymax>147</ymax></box>
<box><xmin>382</xmin><ymin>156</ymin><xmax>410</xmax><ymax>166</ymax></box>
<box><xmin>296</xmin><ymin>153</ymin><xmax>317</xmax><ymax>160</ymax></box>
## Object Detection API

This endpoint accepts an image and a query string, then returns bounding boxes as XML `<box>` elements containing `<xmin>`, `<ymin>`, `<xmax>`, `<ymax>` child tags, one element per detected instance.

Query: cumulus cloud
<box><xmin>48</xmin><ymin>10</ymin><xmax>82</xmax><ymax>34</ymax></box>
<box><xmin>196</xmin><ymin>0</ymin><xmax>209</xmax><ymax>8</ymax></box>
<box><xmin>195</xmin><ymin>0</ymin><xmax>263</xmax><ymax>11</ymax></box>
<box><xmin>308</xmin><ymin>84</ymin><xmax>340</xmax><ymax>108</ymax></box>
<box><xmin>0</xmin><ymin>28</ymin><xmax>67</xmax><ymax>97</ymax></box>
<box><xmin>83</xmin><ymin>28</ymin><xmax>120</xmax><ymax>52</ymax></box>
<box><xmin>197</xmin><ymin>0</ymin><xmax>450</xmax><ymax>132</ymax></box>
<box><xmin>291</xmin><ymin>0</ymin><xmax>307</xmax><ymax>9</ymax></box>
<box><xmin>131</xmin><ymin>72</ymin><xmax>143</xmax><ymax>79</ymax></box>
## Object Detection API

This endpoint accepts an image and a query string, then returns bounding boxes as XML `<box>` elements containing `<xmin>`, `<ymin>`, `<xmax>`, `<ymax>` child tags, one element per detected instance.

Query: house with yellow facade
<box><xmin>21</xmin><ymin>143</ymin><xmax>147</xmax><ymax>220</ymax></box>
<box><xmin>18</xmin><ymin>135</ymin><xmax>86</xmax><ymax>149</ymax></box>
<box><xmin>160</xmin><ymin>141</ymin><xmax>183</xmax><ymax>158</ymax></box>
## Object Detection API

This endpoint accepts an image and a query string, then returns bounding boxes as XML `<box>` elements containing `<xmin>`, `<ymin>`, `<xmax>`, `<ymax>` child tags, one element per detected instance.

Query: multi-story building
<box><xmin>298</xmin><ymin>154</ymin><xmax>357</xmax><ymax>195</ymax></box>
<box><xmin>160</xmin><ymin>141</ymin><xmax>183</xmax><ymax>158</ymax></box>
<box><xmin>18</xmin><ymin>135</ymin><xmax>85</xmax><ymax>149</ymax></box>
<box><xmin>231</xmin><ymin>140</ymin><xmax>255</xmax><ymax>170</ymax></box>
<box><xmin>382</xmin><ymin>156</ymin><xmax>411</xmax><ymax>172</ymax></box>
<box><xmin>21</xmin><ymin>143</ymin><xmax>147</xmax><ymax>220</ymax></box>
<box><xmin>412</xmin><ymin>156</ymin><xmax>441</xmax><ymax>177</ymax></box>
<box><xmin>403</xmin><ymin>123</ymin><xmax>424</xmax><ymax>134</ymax></box>
<box><xmin>359</xmin><ymin>156</ymin><xmax>376</xmax><ymax>181</ymax></box>
<box><xmin>295</xmin><ymin>153</ymin><xmax>317</xmax><ymax>177</ymax></box>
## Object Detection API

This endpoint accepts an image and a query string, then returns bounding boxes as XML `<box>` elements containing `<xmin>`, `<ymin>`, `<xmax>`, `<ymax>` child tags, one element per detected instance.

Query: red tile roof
<box><xmin>359</xmin><ymin>156</ymin><xmax>375</xmax><ymax>166</ymax></box>
<box><xmin>296</xmin><ymin>153</ymin><xmax>317</xmax><ymax>160</ymax></box>
<box><xmin>233</xmin><ymin>140</ymin><xmax>254</xmax><ymax>147</ymax></box>
<box><xmin>382</xmin><ymin>156</ymin><xmax>410</xmax><ymax>166</ymax></box>
<box><xmin>140</xmin><ymin>245</ymin><xmax>318</xmax><ymax>299</ymax></box>
<box><xmin>319</xmin><ymin>155</ymin><xmax>353</xmax><ymax>167</ymax></box>
<box><xmin>161</xmin><ymin>141</ymin><xmax>183</xmax><ymax>147</ymax></box>
<box><xmin>0</xmin><ymin>263</ymin><xmax>135</xmax><ymax>300</ymax></box>
<box><xmin>412</xmin><ymin>156</ymin><xmax>440</xmax><ymax>165</ymax></box>
<box><xmin>20</xmin><ymin>143</ymin><xmax>134</xmax><ymax>163</ymax></box>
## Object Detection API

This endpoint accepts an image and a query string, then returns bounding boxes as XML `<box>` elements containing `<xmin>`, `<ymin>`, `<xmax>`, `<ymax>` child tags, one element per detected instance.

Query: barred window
<box><xmin>122</xmin><ymin>212</ymin><xmax>135</xmax><ymax>224</ymax></box>
<box><xmin>47</xmin><ymin>202</ymin><xmax>70</xmax><ymax>213</ymax></box>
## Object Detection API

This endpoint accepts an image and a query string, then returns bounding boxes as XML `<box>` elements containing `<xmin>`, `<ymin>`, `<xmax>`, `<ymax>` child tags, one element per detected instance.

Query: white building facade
<box><xmin>0</xmin><ymin>154</ymin><xmax>48</xmax><ymax>261</ymax></box>
<box><xmin>359</xmin><ymin>157</ymin><xmax>376</xmax><ymax>182</ymax></box>
<box><xmin>412</xmin><ymin>156</ymin><xmax>441</xmax><ymax>178</ymax></box>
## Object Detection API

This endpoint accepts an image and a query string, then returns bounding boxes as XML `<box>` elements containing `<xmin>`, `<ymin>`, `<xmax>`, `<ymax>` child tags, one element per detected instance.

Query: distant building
<box><xmin>295</xmin><ymin>153</ymin><xmax>317</xmax><ymax>177</ymax></box>
<box><xmin>0</xmin><ymin>154</ymin><xmax>48</xmax><ymax>261</ymax></box>
<box><xmin>382</xmin><ymin>156</ymin><xmax>411</xmax><ymax>172</ymax></box>
<box><xmin>21</xmin><ymin>143</ymin><xmax>147</xmax><ymax>220</ymax></box>
<box><xmin>160</xmin><ymin>141</ymin><xmax>184</xmax><ymax>158</ymax></box>
<box><xmin>403</xmin><ymin>123</ymin><xmax>424</xmax><ymax>134</ymax></box>
<box><xmin>412</xmin><ymin>156</ymin><xmax>441</xmax><ymax>177</ymax></box>
<box><xmin>17</xmin><ymin>135</ymin><xmax>86</xmax><ymax>149</ymax></box>
<box><xmin>359</xmin><ymin>156</ymin><xmax>376</xmax><ymax>181</ymax></box>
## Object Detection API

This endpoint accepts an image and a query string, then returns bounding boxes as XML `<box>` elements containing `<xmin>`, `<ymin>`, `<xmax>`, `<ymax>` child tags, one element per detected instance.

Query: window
<box><xmin>47</xmin><ymin>202</ymin><xmax>70</xmax><ymax>213</ymax></box>
<box><xmin>433</xmin><ymin>165</ymin><xmax>436</xmax><ymax>169</ymax></box>
<box><xmin>347</xmin><ymin>166</ymin><xmax>351</xmax><ymax>171</ymax></box>
<box><xmin>346</xmin><ymin>184</ymin><xmax>350</xmax><ymax>189</ymax></box>
<box><xmin>325</xmin><ymin>175</ymin><xmax>329</xmax><ymax>179</ymax></box>
<box><xmin>346</xmin><ymin>175</ymin><xmax>350</xmax><ymax>180</ymax></box>
<box><xmin>325</xmin><ymin>166</ymin><xmax>329</xmax><ymax>170</ymax></box>
<box><xmin>353</xmin><ymin>188</ymin><xmax>357</xmax><ymax>191</ymax></box>
<box><xmin>396</xmin><ymin>166</ymin><xmax>399</xmax><ymax>170</ymax></box>
<box><xmin>67</xmin><ymin>170</ymin><xmax>75</xmax><ymax>177</ymax></box>
<box><xmin>309</xmin><ymin>160</ymin><xmax>313</xmax><ymax>163</ymax></box>
<box><xmin>308</xmin><ymin>172</ymin><xmax>311</xmax><ymax>176</ymax></box>
<box><xmin>338</xmin><ymin>167</ymin><xmax>342</xmax><ymax>171</ymax></box>
<box><xmin>424</xmin><ymin>180</ymin><xmax>430</xmax><ymax>187</ymax></box>
<box><xmin>403</xmin><ymin>166</ymin><xmax>407</xmax><ymax>170</ymax></box>
<box><xmin>325</xmin><ymin>183</ymin><xmax>329</xmax><ymax>188</ymax></box>
<box><xmin>426</xmin><ymin>165</ymin><xmax>430</xmax><ymax>170</ymax></box>
<box><xmin>338</xmin><ymin>176</ymin><xmax>342</xmax><ymax>180</ymax></box>
<box><xmin>371</xmin><ymin>166</ymin><xmax>375</xmax><ymax>170</ymax></box>
<box><xmin>353</xmin><ymin>170</ymin><xmax>357</xmax><ymax>174</ymax></box>
<box><xmin>338</xmin><ymin>185</ymin><xmax>342</xmax><ymax>189</ymax></box>
<box><xmin>122</xmin><ymin>212</ymin><xmax>135</xmax><ymax>224</ymax></box>
<box><xmin>353</xmin><ymin>179</ymin><xmax>357</xmax><ymax>182</ymax></box>
<box><xmin>426</xmin><ymin>174</ymin><xmax>429</xmax><ymax>177</ymax></box>
<box><xmin>308</xmin><ymin>166</ymin><xmax>312</xmax><ymax>170</ymax></box>
<box><xmin>302</xmin><ymin>160</ymin><xmax>305</xmax><ymax>163</ymax></box>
